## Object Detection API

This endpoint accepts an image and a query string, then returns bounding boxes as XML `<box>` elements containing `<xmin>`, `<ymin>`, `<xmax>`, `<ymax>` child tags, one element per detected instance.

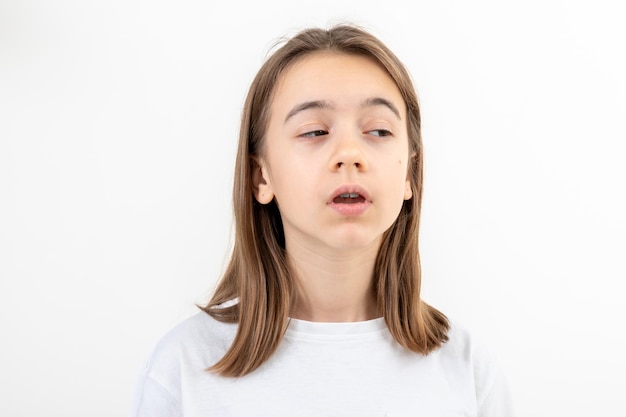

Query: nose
<box><xmin>328</xmin><ymin>129</ymin><xmax>367</xmax><ymax>172</ymax></box>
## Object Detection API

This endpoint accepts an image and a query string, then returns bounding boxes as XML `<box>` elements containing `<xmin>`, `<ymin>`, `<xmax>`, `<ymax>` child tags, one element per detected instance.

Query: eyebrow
<box><xmin>284</xmin><ymin>100</ymin><xmax>334</xmax><ymax>123</ymax></box>
<box><xmin>361</xmin><ymin>97</ymin><xmax>401</xmax><ymax>120</ymax></box>
<box><xmin>283</xmin><ymin>96</ymin><xmax>402</xmax><ymax>124</ymax></box>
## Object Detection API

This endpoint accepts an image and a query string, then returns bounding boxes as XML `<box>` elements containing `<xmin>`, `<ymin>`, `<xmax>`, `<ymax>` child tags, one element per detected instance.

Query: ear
<box><xmin>404</xmin><ymin>152</ymin><xmax>416</xmax><ymax>201</ymax></box>
<box><xmin>404</xmin><ymin>179</ymin><xmax>413</xmax><ymax>200</ymax></box>
<box><xmin>252</xmin><ymin>157</ymin><xmax>274</xmax><ymax>204</ymax></box>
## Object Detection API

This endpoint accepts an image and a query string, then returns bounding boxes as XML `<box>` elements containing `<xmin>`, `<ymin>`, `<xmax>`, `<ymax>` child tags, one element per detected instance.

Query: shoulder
<box><xmin>445</xmin><ymin>321</ymin><xmax>498</xmax><ymax>386</ymax></box>
<box><xmin>443</xmin><ymin>319</ymin><xmax>497</xmax><ymax>366</ymax></box>
<box><xmin>440</xmin><ymin>319</ymin><xmax>515</xmax><ymax>416</ymax></box>
<box><xmin>132</xmin><ymin>311</ymin><xmax>237</xmax><ymax>416</ymax></box>
<box><xmin>144</xmin><ymin>311</ymin><xmax>237</xmax><ymax>373</ymax></box>
<box><xmin>159</xmin><ymin>309</ymin><xmax>236</xmax><ymax>346</ymax></box>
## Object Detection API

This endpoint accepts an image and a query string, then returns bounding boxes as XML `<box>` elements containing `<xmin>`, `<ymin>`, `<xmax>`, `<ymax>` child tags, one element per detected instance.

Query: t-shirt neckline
<box><xmin>284</xmin><ymin>317</ymin><xmax>388</xmax><ymax>342</ymax></box>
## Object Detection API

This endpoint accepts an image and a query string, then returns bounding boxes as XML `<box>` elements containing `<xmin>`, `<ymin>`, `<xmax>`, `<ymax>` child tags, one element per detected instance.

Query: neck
<box><xmin>286</xmin><ymin>239</ymin><xmax>381</xmax><ymax>322</ymax></box>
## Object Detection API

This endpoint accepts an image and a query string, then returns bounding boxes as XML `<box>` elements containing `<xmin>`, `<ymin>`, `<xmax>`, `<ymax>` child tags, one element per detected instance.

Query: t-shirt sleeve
<box><xmin>477</xmin><ymin>359</ymin><xmax>515</xmax><ymax>417</ymax></box>
<box><xmin>472</xmin><ymin>336</ymin><xmax>515</xmax><ymax>417</ymax></box>
<box><xmin>131</xmin><ymin>329</ymin><xmax>185</xmax><ymax>417</ymax></box>
<box><xmin>132</xmin><ymin>371</ymin><xmax>182</xmax><ymax>417</ymax></box>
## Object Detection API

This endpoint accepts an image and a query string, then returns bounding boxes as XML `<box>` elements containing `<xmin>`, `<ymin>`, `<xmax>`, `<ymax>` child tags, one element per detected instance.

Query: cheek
<box><xmin>267</xmin><ymin>159</ymin><xmax>307</xmax><ymax>198</ymax></box>
<box><xmin>396</xmin><ymin>155</ymin><xmax>410</xmax><ymax>177</ymax></box>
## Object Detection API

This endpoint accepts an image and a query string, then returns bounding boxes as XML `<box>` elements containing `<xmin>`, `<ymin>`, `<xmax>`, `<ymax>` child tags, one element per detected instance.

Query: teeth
<box><xmin>339</xmin><ymin>193</ymin><xmax>360</xmax><ymax>198</ymax></box>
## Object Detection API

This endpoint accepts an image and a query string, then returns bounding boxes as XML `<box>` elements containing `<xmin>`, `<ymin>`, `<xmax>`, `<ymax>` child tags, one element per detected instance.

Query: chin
<box><xmin>324</xmin><ymin>231</ymin><xmax>384</xmax><ymax>252</ymax></box>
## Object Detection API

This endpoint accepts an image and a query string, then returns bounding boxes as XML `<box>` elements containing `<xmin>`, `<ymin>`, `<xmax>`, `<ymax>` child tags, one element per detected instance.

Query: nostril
<box><xmin>334</xmin><ymin>161</ymin><xmax>362</xmax><ymax>169</ymax></box>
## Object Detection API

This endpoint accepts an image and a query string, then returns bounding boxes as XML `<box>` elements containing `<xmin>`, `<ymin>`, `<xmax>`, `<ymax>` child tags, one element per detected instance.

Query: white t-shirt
<box><xmin>132</xmin><ymin>311</ymin><xmax>514</xmax><ymax>417</ymax></box>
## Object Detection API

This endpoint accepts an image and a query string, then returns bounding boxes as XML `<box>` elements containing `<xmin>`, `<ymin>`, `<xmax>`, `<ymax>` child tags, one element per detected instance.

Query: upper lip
<box><xmin>328</xmin><ymin>184</ymin><xmax>371</xmax><ymax>203</ymax></box>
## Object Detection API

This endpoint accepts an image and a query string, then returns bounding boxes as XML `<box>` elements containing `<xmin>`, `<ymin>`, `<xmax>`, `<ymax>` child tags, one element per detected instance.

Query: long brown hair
<box><xmin>203</xmin><ymin>23</ymin><xmax>449</xmax><ymax>377</ymax></box>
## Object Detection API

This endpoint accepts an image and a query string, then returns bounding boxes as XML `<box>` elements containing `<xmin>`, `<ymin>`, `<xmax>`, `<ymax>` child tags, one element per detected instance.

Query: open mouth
<box><xmin>333</xmin><ymin>193</ymin><xmax>366</xmax><ymax>204</ymax></box>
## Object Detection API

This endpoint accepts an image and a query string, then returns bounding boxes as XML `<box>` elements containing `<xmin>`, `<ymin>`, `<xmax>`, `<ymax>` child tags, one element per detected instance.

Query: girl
<box><xmin>133</xmin><ymin>24</ymin><xmax>514</xmax><ymax>416</ymax></box>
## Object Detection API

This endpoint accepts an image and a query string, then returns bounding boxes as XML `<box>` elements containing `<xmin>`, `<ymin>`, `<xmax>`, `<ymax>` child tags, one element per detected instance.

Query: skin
<box><xmin>254</xmin><ymin>52</ymin><xmax>412</xmax><ymax>322</ymax></box>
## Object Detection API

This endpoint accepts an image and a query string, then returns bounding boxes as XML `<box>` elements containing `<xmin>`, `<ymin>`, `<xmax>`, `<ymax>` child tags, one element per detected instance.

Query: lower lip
<box><xmin>327</xmin><ymin>201</ymin><xmax>371</xmax><ymax>216</ymax></box>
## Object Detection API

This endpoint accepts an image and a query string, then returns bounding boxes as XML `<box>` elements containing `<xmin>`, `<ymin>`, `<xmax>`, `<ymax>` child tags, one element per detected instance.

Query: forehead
<box><xmin>271</xmin><ymin>52</ymin><xmax>405</xmax><ymax>115</ymax></box>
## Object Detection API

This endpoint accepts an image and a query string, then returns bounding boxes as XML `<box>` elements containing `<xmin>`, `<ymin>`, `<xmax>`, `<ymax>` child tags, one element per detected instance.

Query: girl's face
<box><xmin>254</xmin><ymin>52</ymin><xmax>412</xmax><ymax>255</ymax></box>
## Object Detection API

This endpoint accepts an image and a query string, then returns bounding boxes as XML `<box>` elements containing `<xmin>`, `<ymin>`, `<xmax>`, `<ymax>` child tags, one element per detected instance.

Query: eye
<box><xmin>300</xmin><ymin>129</ymin><xmax>328</xmax><ymax>138</ymax></box>
<box><xmin>368</xmin><ymin>129</ymin><xmax>392</xmax><ymax>137</ymax></box>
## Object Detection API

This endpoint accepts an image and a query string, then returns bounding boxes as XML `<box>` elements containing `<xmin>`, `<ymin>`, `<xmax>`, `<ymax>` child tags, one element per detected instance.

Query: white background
<box><xmin>1</xmin><ymin>0</ymin><xmax>625</xmax><ymax>416</ymax></box>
